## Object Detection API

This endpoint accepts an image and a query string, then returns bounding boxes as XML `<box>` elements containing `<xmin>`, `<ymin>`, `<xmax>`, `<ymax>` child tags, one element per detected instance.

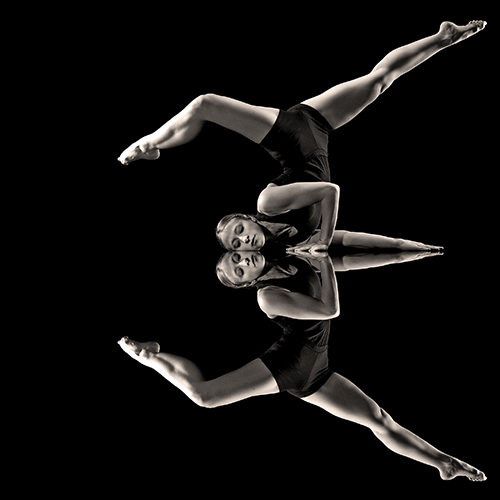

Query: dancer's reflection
<box><xmin>216</xmin><ymin>230</ymin><xmax>442</xmax><ymax>290</ymax></box>
<box><xmin>118</xmin><ymin>251</ymin><xmax>485</xmax><ymax>481</ymax></box>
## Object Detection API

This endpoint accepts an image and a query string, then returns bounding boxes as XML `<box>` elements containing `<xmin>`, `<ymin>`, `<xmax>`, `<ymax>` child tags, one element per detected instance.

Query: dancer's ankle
<box><xmin>138</xmin><ymin>139</ymin><xmax>156</xmax><ymax>153</ymax></box>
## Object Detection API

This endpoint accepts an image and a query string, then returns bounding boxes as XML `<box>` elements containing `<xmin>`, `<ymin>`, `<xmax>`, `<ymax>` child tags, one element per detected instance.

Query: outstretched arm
<box><xmin>118</xmin><ymin>337</ymin><xmax>278</xmax><ymax>408</ymax></box>
<box><xmin>118</xmin><ymin>94</ymin><xmax>279</xmax><ymax>165</ymax></box>
<box><xmin>289</xmin><ymin>230</ymin><xmax>443</xmax><ymax>256</ymax></box>
<box><xmin>335</xmin><ymin>250</ymin><xmax>441</xmax><ymax>272</ymax></box>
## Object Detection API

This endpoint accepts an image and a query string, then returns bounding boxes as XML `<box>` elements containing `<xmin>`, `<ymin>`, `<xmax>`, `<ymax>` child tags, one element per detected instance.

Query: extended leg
<box><xmin>303</xmin><ymin>21</ymin><xmax>486</xmax><ymax>130</ymax></box>
<box><xmin>118</xmin><ymin>94</ymin><xmax>278</xmax><ymax>165</ymax></box>
<box><xmin>118</xmin><ymin>337</ymin><xmax>279</xmax><ymax>407</ymax></box>
<box><xmin>302</xmin><ymin>373</ymin><xmax>486</xmax><ymax>481</ymax></box>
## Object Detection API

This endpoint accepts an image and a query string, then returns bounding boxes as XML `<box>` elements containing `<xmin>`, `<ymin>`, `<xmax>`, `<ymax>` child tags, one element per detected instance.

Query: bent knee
<box><xmin>371</xmin><ymin>407</ymin><xmax>396</xmax><ymax>435</ymax></box>
<box><xmin>192</xmin><ymin>93</ymin><xmax>220</xmax><ymax>117</ymax></box>
<box><xmin>370</xmin><ymin>68</ymin><xmax>395</xmax><ymax>94</ymax></box>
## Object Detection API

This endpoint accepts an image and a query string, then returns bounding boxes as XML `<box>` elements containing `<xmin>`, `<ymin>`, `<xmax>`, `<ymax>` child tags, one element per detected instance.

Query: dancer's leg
<box><xmin>118</xmin><ymin>337</ymin><xmax>279</xmax><ymax>407</ymax></box>
<box><xmin>302</xmin><ymin>21</ymin><xmax>486</xmax><ymax>130</ymax></box>
<box><xmin>118</xmin><ymin>94</ymin><xmax>279</xmax><ymax>165</ymax></box>
<box><xmin>302</xmin><ymin>373</ymin><xmax>486</xmax><ymax>481</ymax></box>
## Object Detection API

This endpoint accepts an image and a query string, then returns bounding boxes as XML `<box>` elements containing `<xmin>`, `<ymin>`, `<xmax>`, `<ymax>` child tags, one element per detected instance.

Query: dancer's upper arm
<box><xmin>257</xmin><ymin>285</ymin><xmax>338</xmax><ymax>320</ymax></box>
<box><xmin>257</xmin><ymin>182</ymin><xmax>339</xmax><ymax>216</ymax></box>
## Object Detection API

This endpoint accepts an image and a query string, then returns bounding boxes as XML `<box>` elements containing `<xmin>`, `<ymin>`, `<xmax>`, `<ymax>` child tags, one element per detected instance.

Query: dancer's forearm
<box><xmin>341</xmin><ymin>251</ymin><xmax>435</xmax><ymax>271</ymax></box>
<box><xmin>320</xmin><ymin>256</ymin><xmax>339</xmax><ymax>318</ymax></box>
<box><xmin>342</xmin><ymin>232</ymin><xmax>401</xmax><ymax>249</ymax></box>
<box><xmin>319</xmin><ymin>184</ymin><xmax>339</xmax><ymax>246</ymax></box>
<box><xmin>341</xmin><ymin>231</ymin><xmax>442</xmax><ymax>252</ymax></box>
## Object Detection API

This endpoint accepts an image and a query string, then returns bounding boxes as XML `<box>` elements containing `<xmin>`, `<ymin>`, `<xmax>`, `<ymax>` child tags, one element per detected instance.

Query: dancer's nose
<box><xmin>236</xmin><ymin>256</ymin><xmax>253</xmax><ymax>267</ymax></box>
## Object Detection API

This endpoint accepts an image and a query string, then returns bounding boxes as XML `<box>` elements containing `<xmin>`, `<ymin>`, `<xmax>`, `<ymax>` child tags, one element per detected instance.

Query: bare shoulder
<box><xmin>257</xmin><ymin>286</ymin><xmax>291</xmax><ymax>318</ymax></box>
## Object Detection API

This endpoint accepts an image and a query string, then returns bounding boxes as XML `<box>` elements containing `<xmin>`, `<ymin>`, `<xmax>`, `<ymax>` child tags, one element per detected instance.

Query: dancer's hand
<box><xmin>287</xmin><ymin>241</ymin><xmax>328</xmax><ymax>257</ymax></box>
<box><xmin>397</xmin><ymin>239</ymin><xmax>444</xmax><ymax>252</ymax></box>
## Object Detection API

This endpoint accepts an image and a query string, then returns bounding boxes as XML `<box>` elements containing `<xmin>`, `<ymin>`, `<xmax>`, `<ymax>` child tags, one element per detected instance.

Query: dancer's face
<box><xmin>219</xmin><ymin>217</ymin><xmax>265</xmax><ymax>251</ymax></box>
<box><xmin>218</xmin><ymin>251</ymin><xmax>266</xmax><ymax>286</ymax></box>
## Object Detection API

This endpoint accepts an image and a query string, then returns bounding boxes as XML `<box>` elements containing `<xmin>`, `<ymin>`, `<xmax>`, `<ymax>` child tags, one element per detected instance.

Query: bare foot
<box><xmin>439</xmin><ymin>456</ymin><xmax>486</xmax><ymax>481</ymax></box>
<box><xmin>118</xmin><ymin>143</ymin><xmax>160</xmax><ymax>165</ymax></box>
<box><xmin>118</xmin><ymin>336</ymin><xmax>160</xmax><ymax>366</ymax></box>
<box><xmin>439</xmin><ymin>20</ymin><xmax>487</xmax><ymax>46</ymax></box>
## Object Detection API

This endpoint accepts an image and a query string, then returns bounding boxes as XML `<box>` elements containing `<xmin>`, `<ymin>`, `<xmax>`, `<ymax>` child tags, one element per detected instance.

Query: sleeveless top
<box><xmin>256</xmin><ymin>104</ymin><xmax>334</xmax><ymax>246</ymax></box>
<box><xmin>258</xmin><ymin>257</ymin><xmax>334</xmax><ymax>398</ymax></box>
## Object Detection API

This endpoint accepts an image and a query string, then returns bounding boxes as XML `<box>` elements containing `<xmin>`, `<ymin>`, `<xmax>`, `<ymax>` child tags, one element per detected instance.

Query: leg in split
<box><xmin>118</xmin><ymin>94</ymin><xmax>279</xmax><ymax>165</ymax></box>
<box><xmin>302</xmin><ymin>21</ymin><xmax>486</xmax><ymax>130</ymax></box>
<box><xmin>119</xmin><ymin>22</ymin><xmax>485</xmax><ymax>164</ymax></box>
<box><xmin>302</xmin><ymin>372</ymin><xmax>486</xmax><ymax>481</ymax></box>
<box><xmin>118</xmin><ymin>337</ymin><xmax>279</xmax><ymax>408</ymax></box>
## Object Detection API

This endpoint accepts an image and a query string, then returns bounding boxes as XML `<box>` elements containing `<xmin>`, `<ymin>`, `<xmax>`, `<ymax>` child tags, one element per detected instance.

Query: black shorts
<box><xmin>260</xmin><ymin>318</ymin><xmax>334</xmax><ymax>398</ymax></box>
<box><xmin>259</xmin><ymin>103</ymin><xmax>333</xmax><ymax>185</ymax></box>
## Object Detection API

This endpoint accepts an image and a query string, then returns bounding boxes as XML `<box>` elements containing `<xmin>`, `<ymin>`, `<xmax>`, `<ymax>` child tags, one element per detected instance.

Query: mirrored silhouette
<box><xmin>116</xmin><ymin>20</ymin><xmax>487</xmax><ymax>482</ymax></box>
<box><xmin>118</xmin><ymin>241</ymin><xmax>484</xmax><ymax>482</ymax></box>
<box><xmin>215</xmin><ymin>229</ymin><xmax>442</xmax><ymax>290</ymax></box>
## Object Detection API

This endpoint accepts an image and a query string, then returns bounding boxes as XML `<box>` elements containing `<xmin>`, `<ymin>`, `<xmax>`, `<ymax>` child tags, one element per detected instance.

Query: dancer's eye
<box><xmin>232</xmin><ymin>253</ymin><xmax>241</xmax><ymax>263</ymax></box>
<box><xmin>232</xmin><ymin>239</ymin><xmax>241</xmax><ymax>249</ymax></box>
<box><xmin>235</xmin><ymin>267</ymin><xmax>244</xmax><ymax>278</ymax></box>
<box><xmin>235</xmin><ymin>225</ymin><xmax>244</xmax><ymax>234</ymax></box>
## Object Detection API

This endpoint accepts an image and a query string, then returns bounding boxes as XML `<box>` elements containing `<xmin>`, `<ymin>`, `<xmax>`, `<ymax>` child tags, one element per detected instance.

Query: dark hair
<box><xmin>215</xmin><ymin>213</ymin><xmax>260</xmax><ymax>250</ymax></box>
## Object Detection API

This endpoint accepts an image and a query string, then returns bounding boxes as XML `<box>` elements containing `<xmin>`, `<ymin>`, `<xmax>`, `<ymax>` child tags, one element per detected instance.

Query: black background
<box><xmin>80</xmin><ymin>4</ymin><xmax>494</xmax><ymax>496</ymax></box>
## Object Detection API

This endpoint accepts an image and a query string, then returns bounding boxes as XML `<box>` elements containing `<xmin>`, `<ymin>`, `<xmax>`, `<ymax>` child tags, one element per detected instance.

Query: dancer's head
<box><xmin>216</xmin><ymin>213</ymin><xmax>266</xmax><ymax>251</ymax></box>
<box><xmin>216</xmin><ymin>251</ymin><xmax>267</xmax><ymax>288</ymax></box>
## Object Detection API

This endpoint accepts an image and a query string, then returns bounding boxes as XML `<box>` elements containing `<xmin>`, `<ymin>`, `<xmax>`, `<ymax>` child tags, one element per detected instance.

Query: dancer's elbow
<box><xmin>323</xmin><ymin>303</ymin><xmax>340</xmax><ymax>320</ymax></box>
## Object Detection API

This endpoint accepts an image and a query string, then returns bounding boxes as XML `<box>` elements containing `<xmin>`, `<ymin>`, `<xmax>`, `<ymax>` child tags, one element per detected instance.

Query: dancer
<box><xmin>118</xmin><ymin>250</ymin><xmax>485</xmax><ymax>480</ymax></box>
<box><xmin>117</xmin><ymin>21</ymin><xmax>487</xmax><ymax>481</ymax></box>
<box><xmin>119</xmin><ymin>21</ymin><xmax>485</xmax><ymax>253</ymax></box>
<box><xmin>216</xmin><ymin>245</ymin><xmax>441</xmax><ymax>291</ymax></box>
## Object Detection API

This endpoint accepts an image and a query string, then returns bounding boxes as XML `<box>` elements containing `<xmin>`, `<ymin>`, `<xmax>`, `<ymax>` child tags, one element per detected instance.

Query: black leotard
<box><xmin>256</xmin><ymin>104</ymin><xmax>334</xmax><ymax>245</ymax></box>
<box><xmin>260</xmin><ymin>104</ymin><xmax>333</xmax><ymax>183</ymax></box>
<box><xmin>258</xmin><ymin>257</ymin><xmax>334</xmax><ymax>398</ymax></box>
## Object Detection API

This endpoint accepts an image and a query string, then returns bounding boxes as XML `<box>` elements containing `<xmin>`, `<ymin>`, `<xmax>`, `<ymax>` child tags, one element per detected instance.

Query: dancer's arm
<box><xmin>258</xmin><ymin>182</ymin><xmax>339</xmax><ymax>247</ymax></box>
<box><xmin>337</xmin><ymin>251</ymin><xmax>439</xmax><ymax>272</ymax></box>
<box><xmin>257</xmin><ymin>255</ymin><xmax>339</xmax><ymax>320</ymax></box>
<box><xmin>290</xmin><ymin>230</ymin><xmax>442</xmax><ymax>255</ymax></box>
